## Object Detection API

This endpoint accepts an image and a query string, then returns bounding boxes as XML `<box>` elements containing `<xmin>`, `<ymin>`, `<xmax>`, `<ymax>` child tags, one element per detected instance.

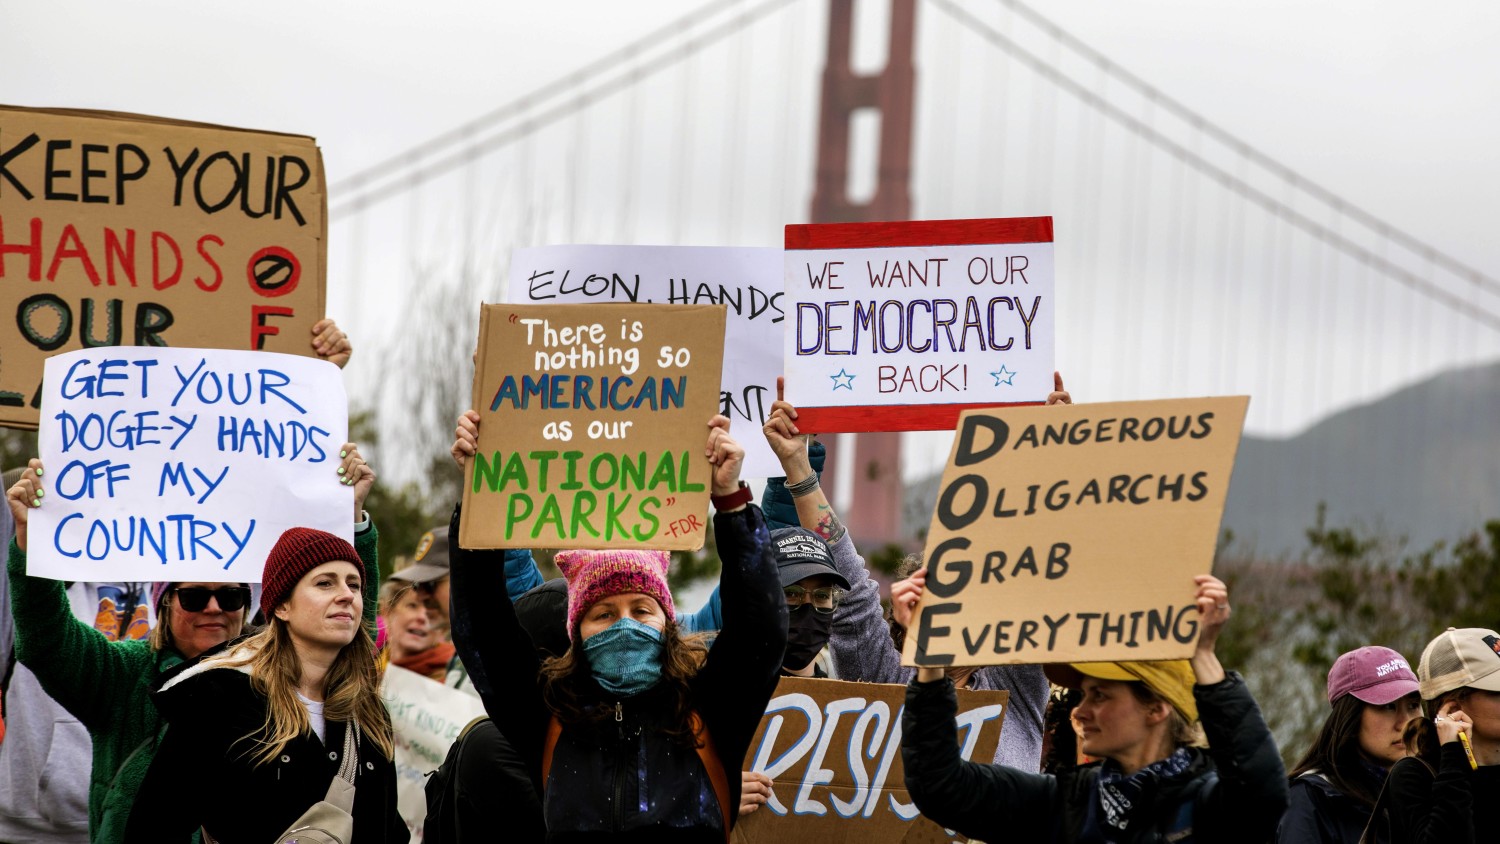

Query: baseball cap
<box><xmin>1326</xmin><ymin>646</ymin><xmax>1419</xmax><ymax>705</ymax></box>
<box><xmin>1045</xmin><ymin>660</ymin><xmax>1200</xmax><ymax>722</ymax></box>
<box><xmin>771</xmin><ymin>527</ymin><xmax>849</xmax><ymax>590</ymax></box>
<box><xmin>388</xmin><ymin>526</ymin><xmax>451</xmax><ymax>585</ymax></box>
<box><xmin>1418</xmin><ymin>627</ymin><xmax>1500</xmax><ymax>700</ymax></box>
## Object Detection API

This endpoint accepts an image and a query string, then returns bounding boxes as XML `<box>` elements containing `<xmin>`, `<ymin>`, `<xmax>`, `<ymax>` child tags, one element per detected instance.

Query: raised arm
<box><xmin>5</xmin><ymin>460</ymin><xmax>150</xmax><ymax>731</ymax></box>
<box><xmin>447</xmin><ymin>502</ymin><xmax>549</xmax><ymax>784</ymax></box>
<box><xmin>1190</xmin><ymin>575</ymin><xmax>1289</xmax><ymax>843</ymax></box>
<box><xmin>693</xmin><ymin>418</ymin><xmax>788</xmax><ymax>783</ymax></box>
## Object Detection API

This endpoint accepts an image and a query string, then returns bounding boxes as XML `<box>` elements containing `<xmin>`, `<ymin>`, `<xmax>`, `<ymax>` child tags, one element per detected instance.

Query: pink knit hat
<box><xmin>555</xmin><ymin>549</ymin><xmax>675</xmax><ymax>637</ymax></box>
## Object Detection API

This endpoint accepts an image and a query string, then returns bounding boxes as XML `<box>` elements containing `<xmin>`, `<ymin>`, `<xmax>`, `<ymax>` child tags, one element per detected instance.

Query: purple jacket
<box><xmin>825</xmin><ymin>533</ymin><xmax>1048</xmax><ymax>772</ymax></box>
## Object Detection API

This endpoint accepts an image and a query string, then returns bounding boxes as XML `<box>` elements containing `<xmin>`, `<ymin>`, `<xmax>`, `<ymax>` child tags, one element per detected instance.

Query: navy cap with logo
<box><xmin>771</xmin><ymin>527</ymin><xmax>850</xmax><ymax>590</ymax></box>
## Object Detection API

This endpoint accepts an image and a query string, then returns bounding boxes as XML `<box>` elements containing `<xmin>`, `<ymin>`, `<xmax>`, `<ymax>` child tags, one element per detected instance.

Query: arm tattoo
<box><xmin>814</xmin><ymin>506</ymin><xmax>847</xmax><ymax>544</ymax></box>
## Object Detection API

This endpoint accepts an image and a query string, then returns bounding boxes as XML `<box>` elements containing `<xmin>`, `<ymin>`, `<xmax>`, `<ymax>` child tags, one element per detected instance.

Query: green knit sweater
<box><xmin>5</xmin><ymin>524</ymin><xmax>380</xmax><ymax>844</ymax></box>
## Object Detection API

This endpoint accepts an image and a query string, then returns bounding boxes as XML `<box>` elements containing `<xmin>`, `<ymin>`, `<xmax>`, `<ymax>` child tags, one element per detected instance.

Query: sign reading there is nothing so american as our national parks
<box><xmin>461</xmin><ymin>303</ymin><xmax>727</xmax><ymax>551</ymax></box>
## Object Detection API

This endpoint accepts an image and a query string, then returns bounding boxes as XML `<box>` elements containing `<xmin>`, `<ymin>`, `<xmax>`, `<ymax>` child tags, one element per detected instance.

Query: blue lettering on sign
<box><xmin>59</xmin><ymin>358</ymin><xmax>158</xmax><ymax>401</ymax></box>
<box><xmin>53</xmin><ymin>513</ymin><xmax>257</xmax><ymax>569</ymax></box>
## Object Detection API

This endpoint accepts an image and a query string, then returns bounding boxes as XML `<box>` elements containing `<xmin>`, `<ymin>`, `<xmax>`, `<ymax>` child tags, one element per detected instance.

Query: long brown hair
<box><xmin>540</xmin><ymin>620</ymin><xmax>708</xmax><ymax>745</ymax></box>
<box><xmin>1289</xmin><ymin>695</ymin><xmax>1382</xmax><ymax>807</ymax></box>
<box><xmin>203</xmin><ymin>617</ymin><xmax>394</xmax><ymax>766</ymax></box>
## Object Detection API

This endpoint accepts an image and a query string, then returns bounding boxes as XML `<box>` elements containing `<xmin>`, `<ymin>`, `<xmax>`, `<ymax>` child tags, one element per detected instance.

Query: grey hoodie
<box><xmin>826</xmin><ymin>532</ymin><xmax>1049</xmax><ymax>772</ymax></box>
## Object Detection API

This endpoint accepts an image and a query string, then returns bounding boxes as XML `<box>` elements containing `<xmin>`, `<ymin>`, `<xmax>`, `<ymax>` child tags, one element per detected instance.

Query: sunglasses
<box><xmin>172</xmin><ymin>586</ymin><xmax>251</xmax><ymax>613</ymax></box>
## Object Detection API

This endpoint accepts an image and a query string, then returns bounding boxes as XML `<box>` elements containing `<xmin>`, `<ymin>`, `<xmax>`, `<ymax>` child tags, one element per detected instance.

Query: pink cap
<box><xmin>1327</xmin><ymin>646</ymin><xmax>1419</xmax><ymax>705</ymax></box>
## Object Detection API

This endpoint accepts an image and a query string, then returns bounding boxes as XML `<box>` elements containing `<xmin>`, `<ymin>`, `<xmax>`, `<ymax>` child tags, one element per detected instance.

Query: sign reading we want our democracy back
<box><xmin>0</xmin><ymin>106</ymin><xmax>327</xmax><ymax>429</ymax></box>
<box><xmin>460</xmin><ymin>303</ymin><xmax>727</xmax><ymax>551</ymax></box>
<box><xmin>783</xmin><ymin>217</ymin><xmax>1055</xmax><ymax>433</ymax></box>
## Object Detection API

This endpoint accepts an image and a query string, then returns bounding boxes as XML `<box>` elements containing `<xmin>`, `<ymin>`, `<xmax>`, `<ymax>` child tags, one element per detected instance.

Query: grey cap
<box><xmin>770</xmin><ymin>527</ymin><xmax>849</xmax><ymax>590</ymax></box>
<box><xmin>388</xmin><ymin>526</ymin><xmax>450</xmax><ymax>585</ymax></box>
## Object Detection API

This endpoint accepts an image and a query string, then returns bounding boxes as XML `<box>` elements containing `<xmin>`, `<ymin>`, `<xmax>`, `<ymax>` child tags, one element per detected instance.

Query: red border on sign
<box><xmin>785</xmin><ymin>216</ymin><xmax>1053</xmax><ymax>250</ymax></box>
<box><xmin>796</xmin><ymin>401</ymin><xmax>1045</xmax><ymax>434</ymax></box>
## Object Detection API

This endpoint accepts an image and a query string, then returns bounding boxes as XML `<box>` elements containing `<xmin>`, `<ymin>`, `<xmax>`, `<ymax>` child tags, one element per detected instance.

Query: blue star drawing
<box><xmin>830</xmin><ymin>369</ymin><xmax>856</xmax><ymax>390</ymax></box>
<box><xmin>990</xmin><ymin>366</ymin><xmax>1018</xmax><ymax>387</ymax></box>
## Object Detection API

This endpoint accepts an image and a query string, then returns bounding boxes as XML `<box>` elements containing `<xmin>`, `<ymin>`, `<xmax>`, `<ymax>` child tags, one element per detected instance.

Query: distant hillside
<box><xmin>1222</xmin><ymin>360</ymin><xmax>1500</xmax><ymax>555</ymax></box>
<box><xmin>904</xmin><ymin>361</ymin><xmax>1500</xmax><ymax>556</ymax></box>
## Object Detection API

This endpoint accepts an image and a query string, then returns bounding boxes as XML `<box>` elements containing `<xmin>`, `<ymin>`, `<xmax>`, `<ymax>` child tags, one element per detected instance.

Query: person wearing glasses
<box><xmin>4</xmin><ymin>443</ymin><xmax>378</xmax><ymax>844</ymax></box>
<box><xmin>771</xmin><ymin>526</ymin><xmax>850</xmax><ymax>679</ymax></box>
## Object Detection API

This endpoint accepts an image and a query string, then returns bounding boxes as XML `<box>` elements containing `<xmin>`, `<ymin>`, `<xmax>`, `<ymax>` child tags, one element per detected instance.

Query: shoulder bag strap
<box><xmin>334</xmin><ymin>720</ymin><xmax>360</xmax><ymax>788</ymax></box>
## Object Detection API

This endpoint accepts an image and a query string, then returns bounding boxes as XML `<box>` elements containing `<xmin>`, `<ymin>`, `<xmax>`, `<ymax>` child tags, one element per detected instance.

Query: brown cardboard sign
<box><xmin>460</xmin><ymin>302</ymin><xmax>727</xmax><ymax>550</ymax></box>
<box><xmin>733</xmin><ymin>677</ymin><xmax>1006</xmax><ymax>844</ymax></box>
<box><xmin>0</xmin><ymin>105</ymin><xmax>326</xmax><ymax>430</ymax></box>
<box><xmin>902</xmin><ymin>397</ymin><xmax>1250</xmax><ymax>668</ymax></box>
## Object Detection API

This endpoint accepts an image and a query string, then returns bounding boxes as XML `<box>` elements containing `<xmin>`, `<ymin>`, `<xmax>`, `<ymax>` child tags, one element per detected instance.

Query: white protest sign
<box><xmin>783</xmin><ymin>218</ymin><xmax>1055</xmax><ymax>433</ymax></box>
<box><xmin>28</xmin><ymin>347</ymin><xmax>351</xmax><ymax>582</ymax></box>
<box><xmin>506</xmin><ymin>245</ymin><xmax>784</xmax><ymax>478</ymax></box>
<box><xmin>382</xmin><ymin>664</ymin><xmax>487</xmax><ymax>842</ymax></box>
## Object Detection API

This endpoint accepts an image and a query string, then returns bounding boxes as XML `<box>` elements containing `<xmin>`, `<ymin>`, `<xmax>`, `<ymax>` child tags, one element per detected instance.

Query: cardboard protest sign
<box><xmin>783</xmin><ymin>218</ymin><xmax>1054</xmax><ymax>434</ymax></box>
<box><xmin>381</xmin><ymin>665</ymin><xmax>487</xmax><ymax>843</ymax></box>
<box><xmin>735</xmin><ymin>677</ymin><xmax>1006</xmax><ymax>844</ymax></box>
<box><xmin>507</xmin><ymin>245</ymin><xmax>784</xmax><ymax>478</ymax></box>
<box><xmin>0</xmin><ymin>106</ymin><xmax>326</xmax><ymax>430</ymax></box>
<box><xmin>460</xmin><ymin>303</ymin><xmax>726</xmax><ymax>550</ymax></box>
<box><xmin>902</xmin><ymin>397</ymin><xmax>1250</xmax><ymax>668</ymax></box>
<box><xmin>27</xmin><ymin>347</ymin><xmax>351</xmax><ymax>582</ymax></box>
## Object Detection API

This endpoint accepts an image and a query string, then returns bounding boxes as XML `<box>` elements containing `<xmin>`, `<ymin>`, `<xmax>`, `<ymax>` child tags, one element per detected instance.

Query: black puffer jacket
<box><xmin>902</xmin><ymin>671</ymin><xmax>1287</xmax><ymax>843</ymax></box>
<box><xmin>123</xmin><ymin>653</ymin><xmax>406</xmax><ymax>844</ymax></box>
<box><xmin>1385</xmin><ymin>743</ymin><xmax>1500</xmax><ymax>844</ymax></box>
<box><xmin>450</xmin><ymin>503</ymin><xmax>787</xmax><ymax>844</ymax></box>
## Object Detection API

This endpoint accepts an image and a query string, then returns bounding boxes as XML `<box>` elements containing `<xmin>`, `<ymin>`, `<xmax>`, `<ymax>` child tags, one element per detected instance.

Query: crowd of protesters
<box><xmin>0</xmin><ymin>332</ymin><xmax>1494</xmax><ymax>844</ymax></box>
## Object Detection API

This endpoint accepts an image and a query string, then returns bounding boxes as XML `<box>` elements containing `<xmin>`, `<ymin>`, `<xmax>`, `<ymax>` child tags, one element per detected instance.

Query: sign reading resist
<box><xmin>903</xmin><ymin>397</ymin><xmax>1249</xmax><ymax>668</ymax></box>
<box><xmin>734</xmin><ymin>677</ymin><xmax>1006</xmax><ymax>844</ymax></box>
<box><xmin>28</xmin><ymin>347</ymin><xmax>351</xmax><ymax>582</ymax></box>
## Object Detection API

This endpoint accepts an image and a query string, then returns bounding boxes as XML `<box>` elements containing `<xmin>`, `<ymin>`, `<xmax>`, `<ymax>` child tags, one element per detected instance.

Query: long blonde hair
<box><xmin>204</xmin><ymin>617</ymin><xmax>394</xmax><ymax>766</ymax></box>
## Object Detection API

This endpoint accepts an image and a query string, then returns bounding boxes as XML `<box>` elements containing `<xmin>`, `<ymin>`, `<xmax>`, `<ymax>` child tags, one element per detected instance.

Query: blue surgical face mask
<box><xmin>581</xmin><ymin>617</ymin><xmax>664</xmax><ymax>697</ymax></box>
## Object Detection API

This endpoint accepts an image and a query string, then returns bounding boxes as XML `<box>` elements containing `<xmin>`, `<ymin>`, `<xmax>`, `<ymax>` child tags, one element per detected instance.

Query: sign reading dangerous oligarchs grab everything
<box><xmin>902</xmin><ymin>396</ymin><xmax>1249</xmax><ymax>668</ymax></box>
<box><xmin>0</xmin><ymin>105</ymin><xmax>327</xmax><ymax>430</ymax></box>
<box><xmin>460</xmin><ymin>303</ymin><xmax>727</xmax><ymax>551</ymax></box>
<box><xmin>783</xmin><ymin>217</ymin><xmax>1054</xmax><ymax>434</ymax></box>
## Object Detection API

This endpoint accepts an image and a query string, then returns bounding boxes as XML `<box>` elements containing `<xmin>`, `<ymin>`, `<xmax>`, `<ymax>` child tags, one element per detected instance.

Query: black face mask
<box><xmin>783</xmin><ymin>604</ymin><xmax>833</xmax><ymax>671</ymax></box>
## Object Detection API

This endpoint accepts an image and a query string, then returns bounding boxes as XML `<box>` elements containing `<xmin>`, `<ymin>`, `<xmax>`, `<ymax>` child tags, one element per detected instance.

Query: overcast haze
<box><xmin>5</xmin><ymin>0</ymin><xmax>1497</xmax><ymax>482</ymax></box>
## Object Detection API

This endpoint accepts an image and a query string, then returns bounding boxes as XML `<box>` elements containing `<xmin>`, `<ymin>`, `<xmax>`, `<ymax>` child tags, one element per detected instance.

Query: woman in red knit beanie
<box><xmin>123</xmin><ymin>447</ymin><xmax>408</xmax><ymax>844</ymax></box>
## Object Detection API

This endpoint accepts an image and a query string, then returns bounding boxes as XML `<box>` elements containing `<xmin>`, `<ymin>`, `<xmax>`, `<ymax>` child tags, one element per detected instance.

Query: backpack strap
<box><xmin>690</xmin><ymin>711</ymin><xmax>733</xmax><ymax>839</ymax></box>
<box><xmin>541</xmin><ymin>712</ymin><xmax>732</xmax><ymax>841</ymax></box>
